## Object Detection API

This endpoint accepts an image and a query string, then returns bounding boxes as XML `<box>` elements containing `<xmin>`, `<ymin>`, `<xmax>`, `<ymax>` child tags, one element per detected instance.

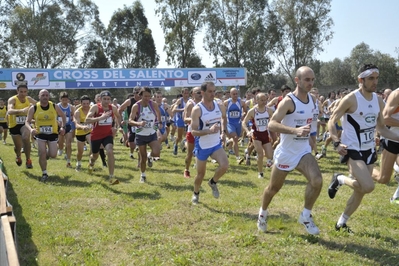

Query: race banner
<box><xmin>0</xmin><ymin>68</ymin><xmax>247</xmax><ymax>89</ymax></box>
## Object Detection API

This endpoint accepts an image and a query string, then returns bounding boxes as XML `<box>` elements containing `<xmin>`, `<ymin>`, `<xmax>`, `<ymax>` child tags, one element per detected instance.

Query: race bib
<box><xmin>142</xmin><ymin>119</ymin><xmax>154</xmax><ymax>128</ymax></box>
<box><xmin>229</xmin><ymin>111</ymin><xmax>240</xmax><ymax>118</ymax></box>
<box><xmin>16</xmin><ymin>116</ymin><xmax>26</xmax><ymax>124</ymax></box>
<box><xmin>98</xmin><ymin>117</ymin><xmax>113</xmax><ymax>126</ymax></box>
<box><xmin>360</xmin><ymin>127</ymin><xmax>375</xmax><ymax>146</ymax></box>
<box><xmin>256</xmin><ymin>118</ymin><xmax>268</xmax><ymax>131</ymax></box>
<box><xmin>39</xmin><ymin>126</ymin><xmax>53</xmax><ymax>134</ymax></box>
<box><xmin>0</xmin><ymin>117</ymin><xmax>5</xmax><ymax>121</ymax></box>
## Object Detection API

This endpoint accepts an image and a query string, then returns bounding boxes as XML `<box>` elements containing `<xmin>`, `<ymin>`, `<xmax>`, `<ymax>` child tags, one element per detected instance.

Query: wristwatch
<box><xmin>333</xmin><ymin>141</ymin><xmax>341</xmax><ymax>148</ymax></box>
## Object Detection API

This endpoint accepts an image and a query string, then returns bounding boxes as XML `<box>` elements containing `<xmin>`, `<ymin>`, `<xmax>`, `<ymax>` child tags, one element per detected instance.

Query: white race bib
<box><xmin>16</xmin><ymin>116</ymin><xmax>26</xmax><ymax>124</ymax></box>
<box><xmin>98</xmin><ymin>117</ymin><xmax>113</xmax><ymax>126</ymax></box>
<box><xmin>39</xmin><ymin>126</ymin><xmax>53</xmax><ymax>134</ymax></box>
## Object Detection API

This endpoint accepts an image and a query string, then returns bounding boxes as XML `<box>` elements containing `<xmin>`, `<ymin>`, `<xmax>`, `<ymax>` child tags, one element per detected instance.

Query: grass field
<box><xmin>1</xmin><ymin>137</ymin><xmax>399</xmax><ymax>265</ymax></box>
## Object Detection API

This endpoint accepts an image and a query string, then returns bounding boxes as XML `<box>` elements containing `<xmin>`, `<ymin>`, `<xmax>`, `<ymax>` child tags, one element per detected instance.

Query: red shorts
<box><xmin>252</xmin><ymin>130</ymin><xmax>270</xmax><ymax>145</ymax></box>
<box><xmin>186</xmin><ymin>132</ymin><xmax>195</xmax><ymax>144</ymax></box>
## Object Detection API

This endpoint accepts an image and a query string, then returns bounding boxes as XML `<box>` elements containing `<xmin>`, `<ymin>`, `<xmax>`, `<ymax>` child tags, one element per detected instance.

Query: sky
<box><xmin>97</xmin><ymin>0</ymin><xmax>399</xmax><ymax>69</ymax></box>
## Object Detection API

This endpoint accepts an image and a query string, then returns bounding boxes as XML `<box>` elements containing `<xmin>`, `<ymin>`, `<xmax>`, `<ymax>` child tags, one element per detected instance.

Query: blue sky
<box><xmin>98</xmin><ymin>0</ymin><xmax>399</xmax><ymax>68</ymax></box>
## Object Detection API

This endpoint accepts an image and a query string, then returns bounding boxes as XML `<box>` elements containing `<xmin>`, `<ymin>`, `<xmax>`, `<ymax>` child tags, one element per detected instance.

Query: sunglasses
<box><xmin>195</xmin><ymin>91</ymin><xmax>202</xmax><ymax>95</ymax></box>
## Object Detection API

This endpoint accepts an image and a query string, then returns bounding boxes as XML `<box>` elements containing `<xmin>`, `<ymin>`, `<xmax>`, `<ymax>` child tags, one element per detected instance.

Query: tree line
<box><xmin>0</xmin><ymin>0</ymin><xmax>398</xmax><ymax>95</ymax></box>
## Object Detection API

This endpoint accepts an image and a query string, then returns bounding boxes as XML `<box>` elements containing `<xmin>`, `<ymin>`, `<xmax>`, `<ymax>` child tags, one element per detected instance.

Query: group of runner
<box><xmin>2</xmin><ymin>63</ymin><xmax>399</xmax><ymax>235</ymax></box>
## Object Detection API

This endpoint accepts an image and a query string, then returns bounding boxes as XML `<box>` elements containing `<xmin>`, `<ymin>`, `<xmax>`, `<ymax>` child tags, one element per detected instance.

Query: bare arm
<box><xmin>383</xmin><ymin>90</ymin><xmax>399</xmax><ymax>127</ymax></box>
<box><xmin>112</xmin><ymin>105</ymin><xmax>122</xmax><ymax>128</ymax></box>
<box><xmin>266</xmin><ymin>97</ymin><xmax>278</xmax><ymax>108</ymax></box>
<box><xmin>172</xmin><ymin>98</ymin><xmax>183</xmax><ymax>113</ymax></box>
<box><xmin>7</xmin><ymin>97</ymin><xmax>29</xmax><ymax>115</ymax></box>
<box><xmin>328</xmin><ymin>95</ymin><xmax>353</xmax><ymax>143</ymax></box>
<box><xmin>242</xmin><ymin>108</ymin><xmax>255</xmax><ymax>136</ymax></box>
<box><xmin>24</xmin><ymin>106</ymin><xmax>36</xmax><ymax>134</ymax></box>
<box><xmin>184</xmin><ymin>101</ymin><xmax>194</xmax><ymax>124</ymax></box>
<box><xmin>191</xmin><ymin>106</ymin><xmax>219</xmax><ymax>137</ymax></box>
<box><xmin>128</xmin><ymin>104</ymin><xmax>145</xmax><ymax>127</ymax></box>
<box><xmin>377</xmin><ymin>96</ymin><xmax>399</xmax><ymax>141</ymax></box>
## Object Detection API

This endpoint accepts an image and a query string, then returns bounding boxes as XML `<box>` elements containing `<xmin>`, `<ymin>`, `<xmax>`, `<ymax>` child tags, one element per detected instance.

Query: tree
<box><xmin>155</xmin><ymin>0</ymin><xmax>207</xmax><ymax>68</ymax></box>
<box><xmin>4</xmin><ymin>0</ymin><xmax>101</xmax><ymax>68</ymax></box>
<box><xmin>79</xmin><ymin>40</ymin><xmax>110</xmax><ymax>68</ymax></box>
<box><xmin>347</xmin><ymin>42</ymin><xmax>376</xmax><ymax>80</ymax></box>
<box><xmin>267</xmin><ymin>0</ymin><xmax>334</xmax><ymax>84</ymax></box>
<box><xmin>107</xmin><ymin>1</ymin><xmax>159</xmax><ymax>68</ymax></box>
<box><xmin>204</xmin><ymin>0</ymin><xmax>275</xmax><ymax>87</ymax></box>
<box><xmin>318</xmin><ymin>58</ymin><xmax>353</xmax><ymax>86</ymax></box>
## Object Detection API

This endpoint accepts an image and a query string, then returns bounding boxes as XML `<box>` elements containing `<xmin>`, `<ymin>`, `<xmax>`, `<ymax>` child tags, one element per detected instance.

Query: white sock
<box><xmin>77</xmin><ymin>161</ymin><xmax>81</xmax><ymax>166</ymax></box>
<box><xmin>394</xmin><ymin>162</ymin><xmax>399</xmax><ymax>173</ymax></box>
<box><xmin>236</xmin><ymin>156</ymin><xmax>240</xmax><ymax>160</ymax></box>
<box><xmin>141</xmin><ymin>172</ymin><xmax>146</xmax><ymax>177</ymax></box>
<box><xmin>337</xmin><ymin>174</ymin><xmax>346</xmax><ymax>185</ymax></box>
<box><xmin>42</xmin><ymin>170</ymin><xmax>47</xmax><ymax>175</ymax></box>
<box><xmin>302</xmin><ymin>208</ymin><xmax>311</xmax><ymax>218</ymax></box>
<box><xmin>337</xmin><ymin>213</ymin><xmax>350</xmax><ymax>226</ymax></box>
<box><xmin>147</xmin><ymin>151</ymin><xmax>151</xmax><ymax>158</ymax></box>
<box><xmin>259</xmin><ymin>207</ymin><xmax>267</xmax><ymax>217</ymax></box>
<box><xmin>393</xmin><ymin>186</ymin><xmax>399</xmax><ymax>199</ymax></box>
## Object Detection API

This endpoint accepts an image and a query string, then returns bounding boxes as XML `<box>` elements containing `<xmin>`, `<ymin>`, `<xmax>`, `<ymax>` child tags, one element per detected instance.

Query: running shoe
<box><xmin>66</xmin><ymin>162</ymin><xmax>72</xmax><ymax>168</ymax></box>
<box><xmin>15</xmin><ymin>157</ymin><xmax>22</xmax><ymax>166</ymax></box>
<box><xmin>147</xmin><ymin>156</ymin><xmax>153</xmax><ymax>168</ymax></box>
<box><xmin>258</xmin><ymin>173</ymin><xmax>264</xmax><ymax>179</ymax></box>
<box><xmin>26</xmin><ymin>159</ymin><xmax>33</xmax><ymax>169</ymax></box>
<box><xmin>57</xmin><ymin>149</ymin><xmax>63</xmax><ymax>156</ymax></box>
<box><xmin>184</xmin><ymin>170</ymin><xmax>190</xmax><ymax>178</ymax></box>
<box><xmin>88</xmin><ymin>163</ymin><xmax>94</xmax><ymax>174</ymax></box>
<box><xmin>208</xmin><ymin>179</ymin><xmax>219</xmax><ymax>198</ymax></box>
<box><xmin>245</xmin><ymin>155</ymin><xmax>251</xmax><ymax>166</ymax></box>
<box><xmin>328</xmin><ymin>173</ymin><xmax>342</xmax><ymax>199</ymax></box>
<box><xmin>140</xmin><ymin>175</ymin><xmax>146</xmax><ymax>183</ymax></box>
<box><xmin>192</xmin><ymin>193</ymin><xmax>199</xmax><ymax>204</ymax></box>
<box><xmin>75</xmin><ymin>165</ymin><xmax>81</xmax><ymax>172</ymax></box>
<box><xmin>237</xmin><ymin>157</ymin><xmax>244</xmax><ymax>164</ymax></box>
<box><xmin>315</xmin><ymin>153</ymin><xmax>323</xmax><ymax>160</ymax></box>
<box><xmin>335</xmin><ymin>223</ymin><xmax>354</xmax><ymax>234</ymax></box>
<box><xmin>298</xmin><ymin>213</ymin><xmax>320</xmax><ymax>235</ymax></box>
<box><xmin>40</xmin><ymin>174</ymin><xmax>49</xmax><ymax>183</ymax></box>
<box><xmin>109</xmin><ymin>177</ymin><xmax>120</xmax><ymax>185</ymax></box>
<box><xmin>257</xmin><ymin>213</ymin><xmax>267</xmax><ymax>233</ymax></box>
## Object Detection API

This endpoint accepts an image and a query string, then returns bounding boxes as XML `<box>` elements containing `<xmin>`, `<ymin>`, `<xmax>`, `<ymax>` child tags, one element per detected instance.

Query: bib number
<box><xmin>229</xmin><ymin>111</ymin><xmax>240</xmax><ymax>118</ymax></box>
<box><xmin>98</xmin><ymin>117</ymin><xmax>113</xmax><ymax>126</ymax></box>
<box><xmin>39</xmin><ymin>126</ymin><xmax>53</xmax><ymax>134</ymax></box>
<box><xmin>16</xmin><ymin>116</ymin><xmax>26</xmax><ymax>124</ymax></box>
<box><xmin>360</xmin><ymin>127</ymin><xmax>375</xmax><ymax>145</ymax></box>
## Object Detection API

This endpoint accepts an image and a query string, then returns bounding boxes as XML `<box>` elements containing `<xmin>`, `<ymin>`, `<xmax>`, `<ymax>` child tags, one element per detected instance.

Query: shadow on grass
<box><xmin>317</xmin><ymin>238</ymin><xmax>398</xmax><ymax>265</ymax></box>
<box><xmin>222</xmin><ymin>179</ymin><xmax>257</xmax><ymax>188</ymax></box>
<box><xmin>150</xmin><ymin>181</ymin><xmax>192</xmax><ymax>192</ymax></box>
<box><xmin>22</xmin><ymin>171</ymin><xmax>92</xmax><ymax>187</ymax></box>
<box><xmin>100</xmin><ymin>183</ymin><xmax>162</xmax><ymax>200</ymax></box>
<box><xmin>2</xmin><ymin>162</ymin><xmax>39</xmax><ymax>265</ymax></box>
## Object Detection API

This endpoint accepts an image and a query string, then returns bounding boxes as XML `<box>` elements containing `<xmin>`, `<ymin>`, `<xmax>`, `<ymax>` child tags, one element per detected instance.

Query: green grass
<box><xmin>1</xmin><ymin>139</ymin><xmax>399</xmax><ymax>265</ymax></box>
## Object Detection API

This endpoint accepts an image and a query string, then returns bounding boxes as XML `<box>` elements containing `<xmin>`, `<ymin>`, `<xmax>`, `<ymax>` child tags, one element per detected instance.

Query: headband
<box><xmin>100</xmin><ymin>91</ymin><xmax>111</xmax><ymax>97</ymax></box>
<box><xmin>358</xmin><ymin>68</ymin><xmax>379</xmax><ymax>79</ymax></box>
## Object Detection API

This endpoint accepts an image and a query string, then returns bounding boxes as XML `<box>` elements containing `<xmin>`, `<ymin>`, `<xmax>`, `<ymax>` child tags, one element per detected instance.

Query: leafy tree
<box><xmin>319</xmin><ymin>58</ymin><xmax>353</xmax><ymax>86</ymax></box>
<box><xmin>267</xmin><ymin>0</ymin><xmax>334</xmax><ymax>84</ymax></box>
<box><xmin>373</xmin><ymin>51</ymin><xmax>398</xmax><ymax>88</ymax></box>
<box><xmin>204</xmin><ymin>0</ymin><xmax>275</xmax><ymax>87</ymax></box>
<box><xmin>155</xmin><ymin>0</ymin><xmax>208</xmax><ymax>68</ymax></box>
<box><xmin>107</xmin><ymin>1</ymin><xmax>159</xmax><ymax>68</ymax></box>
<box><xmin>347</xmin><ymin>42</ymin><xmax>376</xmax><ymax>80</ymax></box>
<box><xmin>4</xmin><ymin>0</ymin><xmax>101</xmax><ymax>68</ymax></box>
<box><xmin>79</xmin><ymin>40</ymin><xmax>110</xmax><ymax>68</ymax></box>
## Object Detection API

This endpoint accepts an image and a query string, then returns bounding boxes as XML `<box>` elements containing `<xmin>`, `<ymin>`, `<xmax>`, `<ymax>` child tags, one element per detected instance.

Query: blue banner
<box><xmin>0</xmin><ymin>68</ymin><xmax>247</xmax><ymax>90</ymax></box>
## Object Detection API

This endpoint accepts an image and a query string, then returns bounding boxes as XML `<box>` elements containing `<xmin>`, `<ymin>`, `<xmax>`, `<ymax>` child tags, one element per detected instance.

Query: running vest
<box><xmin>34</xmin><ymin>102</ymin><xmax>58</xmax><ymax>134</ymax></box>
<box><xmin>341</xmin><ymin>90</ymin><xmax>379</xmax><ymax>151</ymax></box>
<box><xmin>75</xmin><ymin>106</ymin><xmax>92</xmax><ymax>136</ymax></box>
<box><xmin>227</xmin><ymin>98</ymin><xmax>242</xmax><ymax>124</ymax></box>
<box><xmin>251</xmin><ymin>107</ymin><xmax>270</xmax><ymax>132</ymax></box>
<box><xmin>91</xmin><ymin>104</ymin><xmax>114</xmax><ymax>141</ymax></box>
<box><xmin>0</xmin><ymin>106</ymin><xmax>7</xmax><ymax>123</ymax></box>
<box><xmin>278</xmin><ymin>92</ymin><xmax>314</xmax><ymax>152</ymax></box>
<box><xmin>197</xmin><ymin>100</ymin><xmax>222</xmax><ymax>149</ymax></box>
<box><xmin>8</xmin><ymin>95</ymin><xmax>30</xmax><ymax>128</ymax></box>
<box><xmin>174</xmin><ymin>97</ymin><xmax>187</xmax><ymax>121</ymax></box>
<box><xmin>57</xmin><ymin>103</ymin><xmax>73</xmax><ymax>126</ymax></box>
<box><xmin>135</xmin><ymin>101</ymin><xmax>158</xmax><ymax>136</ymax></box>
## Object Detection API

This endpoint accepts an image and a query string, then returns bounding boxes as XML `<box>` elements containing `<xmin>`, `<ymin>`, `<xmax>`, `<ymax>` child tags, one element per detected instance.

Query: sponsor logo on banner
<box><xmin>12</xmin><ymin>71</ymin><xmax>50</xmax><ymax>87</ymax></box>
<box><xmin>188</xmin><ymin>71</ymin><xmax>217</xmax><ymax>84</ymax></box>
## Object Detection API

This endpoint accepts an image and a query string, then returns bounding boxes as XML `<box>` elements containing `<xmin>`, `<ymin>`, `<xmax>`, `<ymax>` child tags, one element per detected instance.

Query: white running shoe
<box><xmin>315</xmin><ymin>153</ymin><xmax>323</xmax><ymax>160</ymax></box>
<box><xmin>257</xmin><ymin>212</ymin><xmax>267</xmax><ymax>233</ymax></box>
<box><xmin>192</xmin><ymin>193</ymin><xmax>199</xmax><ymax>204</ymax></box>
<box><xmin>298</xmin><ymin>213</ymin><xmax>320</xmax><ymax>235</ymax></box>
<box><xmin>57</xmin><ymin>149</ymin><xmax>63</xmax><ymax>156</ymax></box>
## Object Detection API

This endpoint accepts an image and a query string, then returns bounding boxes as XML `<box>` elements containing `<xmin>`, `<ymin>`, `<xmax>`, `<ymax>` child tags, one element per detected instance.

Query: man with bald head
<box><xmin>224</xmin><ymin>87</ymin><xmax>247</xmax><ymax>163</ymax></box>
<box><xmin>25</xmin><ymin>89</ymin><xmax>66</xmax><ymax>182</ymax></box>
<box><xmin>257</xmin><ymin>66</ymin><xmax>323</xmax><ymax>235</ymax></box>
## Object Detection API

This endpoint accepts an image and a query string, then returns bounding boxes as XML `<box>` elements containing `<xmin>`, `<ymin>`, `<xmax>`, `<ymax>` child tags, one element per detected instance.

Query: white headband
<box><xmin>358</xmin><ymin>68</ymin><xmax>379</xmax><ymax>78</ymax></box>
